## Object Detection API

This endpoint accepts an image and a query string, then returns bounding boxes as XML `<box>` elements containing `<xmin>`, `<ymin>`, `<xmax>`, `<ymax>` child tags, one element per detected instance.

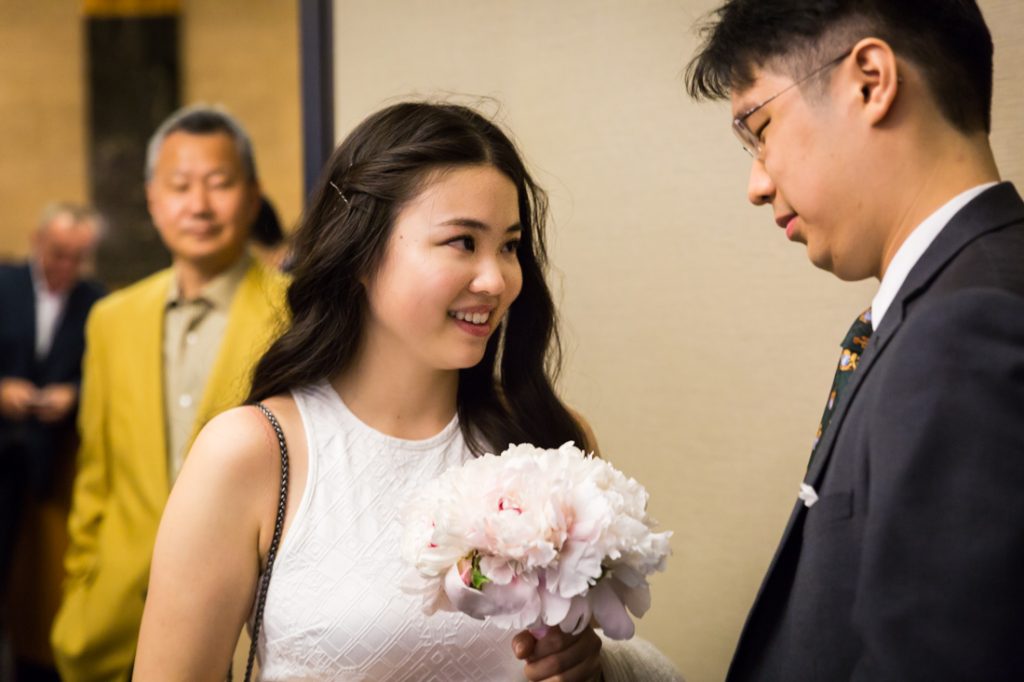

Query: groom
<box><xmin>687</xmin><ymin>1</ymin><xmax>1024</xmax><ymax>680</ymax></box>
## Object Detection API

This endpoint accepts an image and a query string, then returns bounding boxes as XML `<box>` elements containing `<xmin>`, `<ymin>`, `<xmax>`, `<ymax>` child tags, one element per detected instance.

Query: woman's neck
<box><xmin>331</xmin><ymin>343</ymin><xmax>459</xmax><ymax>441</ymax></box>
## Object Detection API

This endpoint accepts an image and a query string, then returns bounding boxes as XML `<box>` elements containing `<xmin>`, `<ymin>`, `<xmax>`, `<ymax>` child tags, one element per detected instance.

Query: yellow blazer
<box><xmin>51</xmin><ymin>260</ymin><xmax>288</xmax><ymax>682</ymax></box>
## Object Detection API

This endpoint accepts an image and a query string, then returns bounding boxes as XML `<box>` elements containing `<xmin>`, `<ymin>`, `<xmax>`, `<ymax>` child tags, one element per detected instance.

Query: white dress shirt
<box><xmin>30</xmin><ymin>262</ymin><xmax>68</xmax><ymax>360</ymax></box>
<box><xmin>871</xmin><ymin>182</ymin><xmax>998</xmax><ymax>331</ymax></box>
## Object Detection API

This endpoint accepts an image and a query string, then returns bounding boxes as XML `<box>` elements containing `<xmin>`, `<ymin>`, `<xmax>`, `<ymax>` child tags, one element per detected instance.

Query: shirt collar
<box><xmin>871</xmin><ymin>182</ymin><xmax>998</xmax><ymax>330</ymax></box>
<box><xmin>29</xmin><ymin>259</ymin><xmax>69</xmax><ymax>301</ymax></box>
<box><xmin>166</xmin><ymin>252</ymin><xmax>251</xmax><ymax>310</ymax></box>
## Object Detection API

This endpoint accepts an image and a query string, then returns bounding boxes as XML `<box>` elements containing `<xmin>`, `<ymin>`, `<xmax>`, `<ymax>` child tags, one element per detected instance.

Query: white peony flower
<box><xmin>399</xmin><ymin>442</ymin><xmax>672</xmax><ymax>639</ymax></box>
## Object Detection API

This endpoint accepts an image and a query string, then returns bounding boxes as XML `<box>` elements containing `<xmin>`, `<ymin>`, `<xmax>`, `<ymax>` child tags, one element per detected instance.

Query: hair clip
<box><xmin>328</xmin><ymin>180</ymin><xmax>351</xmax><ymax>207</ymax></box>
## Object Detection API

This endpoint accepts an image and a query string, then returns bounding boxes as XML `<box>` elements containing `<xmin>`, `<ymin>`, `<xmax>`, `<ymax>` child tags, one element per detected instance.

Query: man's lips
<box><xmin>181</xmin><ymin>221</ymin><xmax>222</xmax><ymax>234</ymax></box>
<box><xmin>775</xmin><ymin>213</ymin><xmax>796</xmax><ymax>229</ymax></box>
<box><xmin>775</xmin><ymin>213</ymin><xmax>799</xmax><ymax>240</ymax></box>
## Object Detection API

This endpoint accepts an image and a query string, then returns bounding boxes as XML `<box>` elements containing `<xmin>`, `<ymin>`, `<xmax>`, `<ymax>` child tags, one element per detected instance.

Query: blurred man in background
<box><xmin>51</xmin><ymin>105</ymin><xmax>288</xmax><ymax>682</ymax></box>
<box><xmin>1</xmin><ymin>203</ymin><xmax>104</xmax><ymax>681</ymax></box>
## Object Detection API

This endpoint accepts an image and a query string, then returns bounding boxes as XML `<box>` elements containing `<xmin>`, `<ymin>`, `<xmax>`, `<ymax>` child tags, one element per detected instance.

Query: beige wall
<box><xmin>989</xmin><ymin>0</ymin><xmax>1024</xmax><ymax>183</ymax></box>
<box><xmin>0</xmin><ymin>0</ymin><xmax>302</xmax><ymax>264</ymax></box>
<box><xmin>333</xmin><ymin>2</ymin><xmax>1024</xmax><ymax>680</ymax></box>
<box><xmin>181</xmin><ymin>0</ymin><xmax>303</xmax><ymax>232</ymax></box>
<box><xmin>0</xmin><ymin>0</ymin><xmax>87</xmax><ymax>260</ymax></box>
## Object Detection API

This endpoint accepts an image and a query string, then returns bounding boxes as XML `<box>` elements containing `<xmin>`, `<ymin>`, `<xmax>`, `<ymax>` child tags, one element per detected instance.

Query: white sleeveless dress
<box><xmin>256</xmin><ymin>381</ymin><xmax>525</xmax><ymax>681</ymax></box>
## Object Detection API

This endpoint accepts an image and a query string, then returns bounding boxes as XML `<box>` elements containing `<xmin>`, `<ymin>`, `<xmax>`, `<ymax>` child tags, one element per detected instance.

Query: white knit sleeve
<box><xmin>598</xmin><ymin>634</ymin><xmax>685</xmax><ymax>682</ymax></box>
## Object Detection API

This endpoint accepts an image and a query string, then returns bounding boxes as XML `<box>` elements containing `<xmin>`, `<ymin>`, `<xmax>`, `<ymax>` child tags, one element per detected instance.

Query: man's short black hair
<box><xmin>685</xmin><ymin>0</ymin><xmax>993</xmax><ymax>133</ymax></box>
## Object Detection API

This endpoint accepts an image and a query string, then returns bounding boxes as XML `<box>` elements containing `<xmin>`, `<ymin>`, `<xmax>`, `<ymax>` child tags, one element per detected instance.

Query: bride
<box><xmin>134</xmin><ymin>101</ymin><xmax>682</xmax><ymax>681</ymax></box>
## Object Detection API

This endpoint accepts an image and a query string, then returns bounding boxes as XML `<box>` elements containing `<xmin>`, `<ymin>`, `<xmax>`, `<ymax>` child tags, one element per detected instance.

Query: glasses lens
<box><xmin>732</xmin><ymin>118</ymin><xmax>758</xmax><ymax>157</ymax></box>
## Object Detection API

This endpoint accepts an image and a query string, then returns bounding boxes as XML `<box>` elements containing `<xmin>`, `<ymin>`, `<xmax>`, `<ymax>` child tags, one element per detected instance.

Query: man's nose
<box><xmin>186</xmin><ymin>185</ymin><xmax>213</xmax><ymax>214</ymax></box>
<box><xmin>746</xmin><ymin>158</ymin><xmax>775</xmax><ymax>207</ymax></box>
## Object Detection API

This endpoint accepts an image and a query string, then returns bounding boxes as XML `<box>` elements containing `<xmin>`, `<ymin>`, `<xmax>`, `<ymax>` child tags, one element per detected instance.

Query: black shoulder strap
<box><xmin>229</xmin><ymin>402</ymin><xmax>290</xmax><ymax>682</ymax></box>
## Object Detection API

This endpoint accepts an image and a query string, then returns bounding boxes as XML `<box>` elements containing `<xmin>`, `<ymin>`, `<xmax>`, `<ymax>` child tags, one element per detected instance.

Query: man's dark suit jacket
<box><xmin>727</xmin><ymin>183</ymin><xmax>1024</xmax><ymax>681</ymax></box>
<box><xmin>0</xmin><ymin>262</ymin><xmax>104</xmax><ymax>497</ymax></box>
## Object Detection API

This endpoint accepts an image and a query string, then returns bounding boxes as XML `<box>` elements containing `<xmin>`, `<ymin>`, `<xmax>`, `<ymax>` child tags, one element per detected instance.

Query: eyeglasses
<box><xmin>733</xmin><ymin>49</ymin><xmax>853</xmax><ymax>159</ymax></box>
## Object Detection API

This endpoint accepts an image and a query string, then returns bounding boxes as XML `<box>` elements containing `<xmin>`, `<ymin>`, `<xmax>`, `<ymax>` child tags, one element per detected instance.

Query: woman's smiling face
<box><xmin>362</xmin><ymin>164</ymin><xmax>523</xmax><ymax>372</ymax></box>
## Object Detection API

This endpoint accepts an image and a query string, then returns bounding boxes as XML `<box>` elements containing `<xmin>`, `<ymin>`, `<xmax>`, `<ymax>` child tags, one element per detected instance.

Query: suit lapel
<box><xmin>135</xmin><ymin>271</ymin><xmax>173</xmax><ymax>496</ymax></box>
<box><xmin>44</xmin><ymin>281</ymin><xmax>86</xmax><ymax>371</ymax></box>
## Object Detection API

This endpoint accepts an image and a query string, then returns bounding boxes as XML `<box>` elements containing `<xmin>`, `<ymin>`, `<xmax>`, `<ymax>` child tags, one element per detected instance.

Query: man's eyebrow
<box><xmin>732</xmin><ymin>95</ymin><xmax>758</xmax><ymax>118</ymax></box>
<box><xmin>437</xmin><ymin>218</ymin><xmax>522</xmax><ymax>233</ymax></box>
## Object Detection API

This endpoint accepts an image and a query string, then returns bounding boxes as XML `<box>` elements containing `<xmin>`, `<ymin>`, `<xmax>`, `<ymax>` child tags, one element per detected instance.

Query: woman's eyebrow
<box><xmin>437</xmin><ymin>217</ymin><xmax>522</xmax><ymax>233</ymax></box>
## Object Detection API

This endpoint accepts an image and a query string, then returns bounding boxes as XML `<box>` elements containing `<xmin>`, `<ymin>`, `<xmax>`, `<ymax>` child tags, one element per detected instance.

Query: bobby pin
<box><xmin>328</xmin><ymin>180</ymin><xmax>351</xmax><ymax>206</ymax></box>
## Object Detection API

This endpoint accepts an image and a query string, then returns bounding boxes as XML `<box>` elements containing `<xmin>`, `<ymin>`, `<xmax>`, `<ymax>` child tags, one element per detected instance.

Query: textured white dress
<box><xmin>255</xmin><ymin>381</ymin><xmax>524</xmax><ymax>681</ymax></box>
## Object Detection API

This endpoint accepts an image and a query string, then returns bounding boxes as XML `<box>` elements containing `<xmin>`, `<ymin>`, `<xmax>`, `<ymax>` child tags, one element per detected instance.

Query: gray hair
<box><xmin>36</xmin><ymin>201</ymin><xmax>107</xmax><ymax>240</ymax></box>
<box><xmin>144</xmin><ymin>104</ymin><xmax>257</xmax><ymax>183</ymax></box>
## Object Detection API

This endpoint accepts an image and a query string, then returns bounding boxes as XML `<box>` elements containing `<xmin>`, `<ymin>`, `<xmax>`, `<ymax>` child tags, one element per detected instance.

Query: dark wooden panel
<box><xmin>86</xmin><ymin>15</ymin><xmax>179</xmax><ymax>288</ymax></box>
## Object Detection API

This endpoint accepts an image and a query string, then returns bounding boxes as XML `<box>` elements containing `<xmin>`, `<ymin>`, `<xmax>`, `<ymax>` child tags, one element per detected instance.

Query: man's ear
<box><xmin>249</xmin><ymin>181</ymin><xmax>263</xmax><ymax>214</ymax></box>
<box><xmin>242</xmin><ymin>181</ymin><xmax>263</xmax><ymax>230</ymax></box>
<box><xmin>144</xmin><ymin>181</ymin><xmax>158</xmax><ymax>221</ymax></box>
<box><xmin>847</xmin><ymin>37</ymin><xmax>901</xmax><ymax>125</ymax></box>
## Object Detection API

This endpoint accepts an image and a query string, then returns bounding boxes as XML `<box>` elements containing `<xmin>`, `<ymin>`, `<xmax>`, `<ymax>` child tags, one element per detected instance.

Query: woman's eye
<box><xmin>502</xmin><ymin>239</ymin><xmax>520</xmax><ymax>254</ymax></box>
<box><xmin>448</xmin><ymin>236</ymin><xmax>475</xmax><ymax>252</ymax></box>
<box><xmin>756</xmin><ymin>120</ymin><xmax>770</xmax><ymax>142</ymax></box>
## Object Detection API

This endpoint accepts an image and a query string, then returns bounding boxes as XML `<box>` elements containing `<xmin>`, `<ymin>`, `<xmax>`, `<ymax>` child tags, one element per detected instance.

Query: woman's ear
<box><xmin>847</xmin><ymin>37</ymin><xmax>901</xmax><ymax>125</ymax></box>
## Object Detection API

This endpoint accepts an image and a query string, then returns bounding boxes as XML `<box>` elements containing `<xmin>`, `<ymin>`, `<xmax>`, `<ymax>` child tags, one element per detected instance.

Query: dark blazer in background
<box><xmin>0</xmin><ymin>262</ymin><xmax>104</xmax><ymax>585</ymax></box>
<box><xmin>727</xmin><ymin>182</ymin><xmax>1024</xmax><ymax>682</ymax></box>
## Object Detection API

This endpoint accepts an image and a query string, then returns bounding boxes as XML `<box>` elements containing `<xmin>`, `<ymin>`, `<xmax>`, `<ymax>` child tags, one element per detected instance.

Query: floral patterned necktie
<box><xmin>808</xmin><ymin>308</ymin><xmax>873</xmax><ymax>469</ymax></box>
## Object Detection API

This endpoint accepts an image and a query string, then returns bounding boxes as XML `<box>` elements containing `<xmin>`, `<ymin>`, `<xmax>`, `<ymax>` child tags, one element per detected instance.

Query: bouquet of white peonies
<box><xmin>400</xmin><ymin>442</ymin><xmax>672</xmax><ymax>640</ymax></box>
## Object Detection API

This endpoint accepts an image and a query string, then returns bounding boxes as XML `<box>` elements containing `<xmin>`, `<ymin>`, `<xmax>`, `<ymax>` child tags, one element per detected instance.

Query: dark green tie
<box><xmin>808</xmin><ymin>308</ymin><xmax>873</xmax><ymax>468</ymax></box>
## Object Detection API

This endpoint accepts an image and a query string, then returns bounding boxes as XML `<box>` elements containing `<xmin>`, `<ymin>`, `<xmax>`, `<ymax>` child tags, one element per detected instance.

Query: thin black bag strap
<box><xmin>229</xmin><ymin>402</ymin><xmax>289</xmax><ymax>682</ymax></box>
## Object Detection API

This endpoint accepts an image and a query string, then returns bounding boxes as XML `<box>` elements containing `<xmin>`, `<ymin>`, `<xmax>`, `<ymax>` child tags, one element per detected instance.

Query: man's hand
<box><xmin>34</xmin><ymin>383</ymin><xmax>77</xmax><ymax>423</ymax></box>
<box><xmin>0</xmin><ymin>377</ymin><xmax>40</xmax><ymax>420</ymax></box>
<box><xmin>513</xmin><ymin>626</ymin><xmax>603</xmax><ymax>682</ymax></box>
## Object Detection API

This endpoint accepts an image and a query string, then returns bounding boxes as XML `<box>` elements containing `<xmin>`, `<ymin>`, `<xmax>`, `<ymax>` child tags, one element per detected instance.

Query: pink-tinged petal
<box><xmin>485</xmin><ymin>580</ymin><xmax>543</xmax><ymax>629</ymax></box>
<box><xmin>540</xmin><ymin>586</ymin><xmax>571</xmax><ymax>626</ymax></box>
<box><xmin>458</xmin><ymin>558</ymin><xmax>473</xmax><ymax>586</ymax></box>
<box><xmin>481</xmin><ymin>575</ymin><xmax>539</xmax><ymax>618</ymax></box>
<box><xmin>610</xmin><ymin>563</ymin><xmax>644</xmax><ymax>588</ymax></box>
<box><xmin>519</xmin><ymin>595</ymin><xmax>542</xmax><ymax>629</ymax></box>
<box><xmin>444</xmin><ymin>564</ymin><xmax>500</xmax><ymax>619</ymax></box>
<box><xmin>400</xmin><ymin>571</ymin><xmax>452</xmax><ymax>615</ymax></box>
<box><xmin>611</xmin><ymin>576</ymin><xmax>651</xmax><ymax>618</ymax></box>
<box><xmin>425</xmin><ymin>585</ymin><xmax>455</xmax><ymax>615</ymax></box>
<box><xmin>479</xmin><ymin>556</ymin><xmax>515</xmax><ymax>585</ymax></box>
<box><xmin>559</xmin><ymin>595</ymin><xmax>592</xmax><ymax>636</ymax></box>
<box><xmin>590</xmin><ymin>579</ymin><xmax>635</xmax><ymax>640</ymax></box>
<box><xmin>553</xmin><ymin>541</ymin><xmax>603</xmax><ymax>596</ymax></box>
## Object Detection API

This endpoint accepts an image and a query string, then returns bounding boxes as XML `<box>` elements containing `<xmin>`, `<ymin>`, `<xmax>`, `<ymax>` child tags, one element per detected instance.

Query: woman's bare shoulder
<box><xmin>186</xmin><ymin>395</ymin><xmax>299</xmax><ymax>486</ymax></box>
